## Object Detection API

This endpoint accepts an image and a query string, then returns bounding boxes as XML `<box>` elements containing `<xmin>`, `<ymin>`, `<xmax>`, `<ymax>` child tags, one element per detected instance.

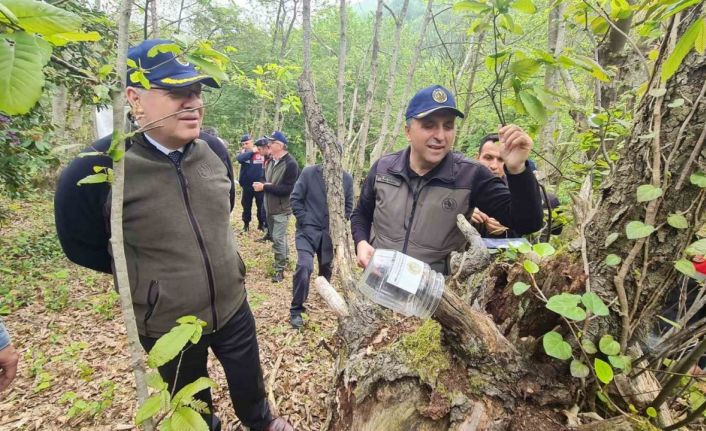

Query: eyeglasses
<box><xmin>151</xmin><ymin>85</ymin><xmax>208</xmax><ymax>100</ymax></box>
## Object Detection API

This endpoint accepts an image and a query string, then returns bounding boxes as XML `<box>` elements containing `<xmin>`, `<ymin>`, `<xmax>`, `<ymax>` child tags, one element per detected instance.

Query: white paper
<box><xmin>387</xmin><ymin>251</ymin><xmax>424</xmax><ymax>294</ymax></box>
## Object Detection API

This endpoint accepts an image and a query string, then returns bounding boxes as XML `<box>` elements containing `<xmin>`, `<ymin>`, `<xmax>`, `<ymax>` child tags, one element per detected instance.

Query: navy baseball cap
<box><xmin>267</xmin><ymin>131</ymin><xmax>288</xmax><ymax>146</ymax></box>
<box><xmin>240</xmin><ymin>134</ymin><xmax>252</xmax><ymax>143</ymax></box>
<box><xmin>127</xmin><ymin>39</ymin><xmax>220</xmax><ymax>89</ymax></box>
<box><xmin>405</xmin><ymin>85</ymin><xmax>465</xmax><ymax>120</ymax></box>
<box><xmin>254</xmin><ymin>137</ymin><xmax>269</xmax><ymax>147</ymax></box>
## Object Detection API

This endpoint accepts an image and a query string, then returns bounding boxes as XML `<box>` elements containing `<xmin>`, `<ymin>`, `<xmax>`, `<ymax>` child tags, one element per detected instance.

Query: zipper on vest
<box><xmin>176</xmin><ymin>165</ymin><xmax>219</xmax><ymax>330</ymax></box>
<box><xmin>402</xmin><ymin>180</ymin><xmax>424</xmax><ymax>253</ymax></box>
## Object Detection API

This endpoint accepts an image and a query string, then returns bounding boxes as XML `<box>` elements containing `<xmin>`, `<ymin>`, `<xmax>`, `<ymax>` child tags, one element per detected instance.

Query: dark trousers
<box><xmin>290</xmin><ymin>246</ymin><xmax>332</xmax><ymax>317</ymax></box>
<box><xmin>241</xmin><ymin>185</ymin><xmax>266</xmax><ymax>228</ymax></box>
<box><xmin>139</xmin><ymin>300</ymin><xmax>272</xmax><ymax>431</ymax></box>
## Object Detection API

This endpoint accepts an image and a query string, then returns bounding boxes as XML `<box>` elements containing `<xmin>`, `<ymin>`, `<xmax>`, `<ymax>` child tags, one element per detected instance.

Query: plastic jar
<box><xmin>356</xmin><ymin>249</ymin><xmax>444</xmax><ymax>319</ymax></box>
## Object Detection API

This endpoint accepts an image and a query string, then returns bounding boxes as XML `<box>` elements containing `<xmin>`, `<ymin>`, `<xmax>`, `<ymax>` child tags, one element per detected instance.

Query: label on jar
<box><xmin>387</xmin><ymin>251</ymin><xmax>424</xmax><ymax>294</ymax></box>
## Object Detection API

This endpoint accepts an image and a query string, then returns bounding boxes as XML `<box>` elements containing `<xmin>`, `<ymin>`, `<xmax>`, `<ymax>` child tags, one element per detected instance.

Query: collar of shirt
<box><xmin>143</xmin><ymin>133</ymin><xmax>184</xmax><ymax>155</ymax></box>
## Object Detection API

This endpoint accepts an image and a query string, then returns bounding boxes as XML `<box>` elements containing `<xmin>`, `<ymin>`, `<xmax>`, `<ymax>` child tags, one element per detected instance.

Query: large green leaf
<box><xmin>185</xmin><ymin>54</ymin><xmax>228</xmax><ymax>84</ymax></box>
<box><xmin>542</xmin><ymin>331</ymin><xmax>572</xmax><ymax>360</ymax></box>
<box><xmin>532</xmin><ymin>243</ymin><xmax>555</xmax><ymax>258</ymax></box>
<box><xmin>135</xmin><ymin>394</ymin><xmax>163</xmax><ymax>425</ymax></box>
<box><xmin>0</xmin><ymin>0</ymin><xmax>81</xmax><ymax>35</ymax></box>
<box><xmin>172</xmin><ymin>377</ymin><xmax>216</xmax><ymax>408</ymax></box>
<box><xmin>510</xmin><ymin>0</ymin><xmax>536</xmax><ymax>14</ymax></box>
<box><xmin>44</xmin><ymin>31</ymin><xmax>100</xmax><ymax>47</ymax></box>
<box><xmin>170</xmin><ymin>407</ymin><xmax>210</xmax><ymax>431</ymax></box>
<box><xmin>147</xmin><ymin>323</ymin><xmax>200</xmax><ymax>368</ymax></box>
<box><xmin>685</xmin><ymin>239</ymin><xmax>706</xmax><ymax>256</ymax></box>
<box><xmin>662</xmin><ymin>18</ymin><xmax>701</xmax><ymax>83</ymax></box>
<box><xmin>453</xmin><ymin>0</ymin><xmax>491</xmax><ymax>13</ymax></box>
<box><xmin>546</xmin><ymin>293</ymin><xmax>586</xmax><ymax>321</ymax></box>
<box><xmin>667</xmin><ymin>214</ymin><xmax>688</xmax><ymax>229</ymax></box>
<box><xmin>518</xmin><ymin>90</ymin><xmax>547</xmax><ymax>123</ymax></box>
<box><xmin>691</xmin><ymin>171</ymin><xmax>706</xmax><ymax>187</ymax></box>
<box><xmin>582</xmin><ymin>292</ymin><xmax>609</xmax><ymax>316</ymax></box>
<box><xmin>523</xmin><ymin>259</ymin><xmax>539</xmax><ymax>274</ymax></box>
<box><xmin>0</xmin><ymin>31</ymin><xmax>51</xmax><ymax>115</ymax></box>
<box><xmin>508</xmin><ymin>58</ymin><xmax>540</xmax><ymax>80</ymax></box>
<box><xmin>599</xmin><ymin>334</ymin><xmax>620</xmax><ymax>355</ymax></box>
<box><xmin>636</xmin><ymin>184</ymin><xmax>663</xmax><ymax>202</ymax></box>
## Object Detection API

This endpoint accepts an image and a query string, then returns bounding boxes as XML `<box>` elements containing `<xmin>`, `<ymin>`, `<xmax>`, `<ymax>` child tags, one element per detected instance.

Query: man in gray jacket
<box><xmin>289</xmin><ymin>165</ymin><xmax>354</xmax><ymax>328</ymax></box>
<box><xmin>253</xmin><ymin>131</ymin><xmax>299</xmax><ymax>282</ymax></box>
<box><xmin>54</xmin><ymin>39</ymin><xmax>292</xmax><ymax>431</ymax></box>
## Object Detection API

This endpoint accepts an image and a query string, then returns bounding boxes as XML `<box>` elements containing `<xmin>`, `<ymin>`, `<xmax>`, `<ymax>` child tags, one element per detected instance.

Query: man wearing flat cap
<box><xmin>253</xmin><ymin>131</ymin><xmax>299</xmax><ymax>282</ymax></box>
<box><xmin>236</xmin><ymin>133</ymin><xmax>267</xmax><ymax>233</ymax></box>
<box><xmin>54</xmin><ymin>39</ymin><xmax>293</xmax><ymax>431</ymax></box>
<box><xmin>350</xmin><ymin>84</ymin><xmax>544</xmax><ymax>274</ymax></box>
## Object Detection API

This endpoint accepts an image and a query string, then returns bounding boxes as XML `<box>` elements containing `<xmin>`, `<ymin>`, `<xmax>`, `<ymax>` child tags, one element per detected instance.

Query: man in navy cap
<box><xmin>253</xmin><ymin>131</ymin><xmax>299</xmax><ymax>282</ymax></box>
<box><xmin>236</xmin><ymin>133</ymin><xmax>267</xmax><ymax>233</ymax></box>
<box><xmin>54</xmin><ymin>39</ymin><xmax>293</xmax><ymax>431</ymax></box>
<box><xmin>350</xmin><ymin>84</ymin><xmax>544</xmax><ymax>274</ymax></box>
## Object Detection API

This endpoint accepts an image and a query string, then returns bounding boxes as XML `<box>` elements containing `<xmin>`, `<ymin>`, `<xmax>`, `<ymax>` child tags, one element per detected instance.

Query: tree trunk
<box><xmin>387</xmin><ymin>0</ymin><xmax>434</xmax><ymax>158</ymax></box>
<box><xmin>304</xmin><ymin>120</ymin><xmax>316</xmax><ymax>165</ymax></box>
<box><xmin>113</xmin><ymin>1</ymin><xmax>152</xmax><ymax>429</ymax></box>
<box><xmin>369</xmin><ymin>0</ymin><xmax>410</xmax><ymax>163</ymax></box>
<box><xmin>352</xmin><ymin>0</ymin><xmax>384</xmax><ymax>180</ymax></box>
<box><xmin>52</xmin><ymin>85</ymin><xmax>67</xmax><ymax>140</ymax></box>
<box><xmin>457</xmin><ymin>31</ymin><xmax>485</xmax><ymax>148</ymax></box>
<box><xmin>336</xmin><ymin>0</ymin><xmax>347</xmax><ymax>147</ymax></box>
<box><xmin>149</xmin><ymin>0</ymin><xmax>158</xmax><ymax>37</ymax></box>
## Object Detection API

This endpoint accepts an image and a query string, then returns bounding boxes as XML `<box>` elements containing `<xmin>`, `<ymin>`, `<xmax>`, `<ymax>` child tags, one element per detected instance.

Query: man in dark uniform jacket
<box><xmin>236</xmin><ymin>134</ymin><xmax>267</xmax><ymax>232</ymax></box>
<box><xmin>289</xmin><ymin>165</ymin><xmax>354</xmax><ymax>329</ymax></box>
<box><xmin>350</xmin><ymin>84</ymin><xmax>543</xmax><ymax>274</ymax></box>
<box><xmin>53</xmin><ymin>39</ymin><xmax>292</xmax><ymax>431</ymax></box>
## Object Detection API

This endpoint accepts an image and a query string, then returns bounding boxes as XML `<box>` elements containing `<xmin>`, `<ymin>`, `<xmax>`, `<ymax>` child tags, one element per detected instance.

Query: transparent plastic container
<box><xmin>356</xmin><ymin>249</ymin><xmax>444</xmax><ymax>319</ymax></box>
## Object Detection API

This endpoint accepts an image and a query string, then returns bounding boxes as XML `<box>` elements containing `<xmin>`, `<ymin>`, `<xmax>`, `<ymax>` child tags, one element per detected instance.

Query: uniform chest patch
<box><xmin>197</xmin><ymin>162</ymin><xmax>214</xmax><ymax>178</ymax></box>
<box><xmin>442</xmin><ymin>197</ymin><xmax>458</xmax><ymax>212</ymax></box>
<box><xmin>376</xmin><ymin>174</ymin><xmax>402</xmax><ymax>187</ymax></box>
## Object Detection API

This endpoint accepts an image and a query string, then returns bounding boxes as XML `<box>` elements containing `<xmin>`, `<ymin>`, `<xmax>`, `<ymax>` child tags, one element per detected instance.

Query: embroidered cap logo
<box><xmin>432</xmin><ymin>88</ymin><xmax>448</xmax><ymax>103</ymax></box>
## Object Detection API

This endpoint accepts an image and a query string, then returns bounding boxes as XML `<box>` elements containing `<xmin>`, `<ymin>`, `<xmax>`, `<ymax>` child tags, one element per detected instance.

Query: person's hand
<box><xmin>472</xmin><ymin>208</ymin><xmax>488</xmax><ymax>225</ymax></box>
<box><xmin>356</xmin><ymin>241</ymin><xmax>375</xmax><ymax>269</ymax></box>
<box><xmin>485</xmin><ymin>217</ymin><xmax>508</xmax><ymax>235</ymax></box>
<box><xmin>499</xmin><ymin>124</ymin><xmax>532</xmax><ymax>174</ymax></box>
<box><xmin>252</xmin><ymin>182</ymin><xmax>264</xmax><ymax>192</ymax></box>
<box><xmin>0</xmin><ymin>343</ymin><xmax>19</xmax><ymax>392</ymax></box>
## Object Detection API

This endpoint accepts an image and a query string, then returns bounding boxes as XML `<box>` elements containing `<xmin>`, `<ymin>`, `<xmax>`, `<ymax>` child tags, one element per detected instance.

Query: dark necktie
<box><xmin>168</xmin><ymin>151</ymin><xmax>182</xmax><ymax>166</ymax></box>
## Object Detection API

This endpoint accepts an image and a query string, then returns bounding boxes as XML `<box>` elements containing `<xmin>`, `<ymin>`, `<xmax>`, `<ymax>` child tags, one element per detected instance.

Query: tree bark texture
<box><xmin>336</xmin><ymin>0</ymin><xmax>347</xmax><ymax>147</ymax></box>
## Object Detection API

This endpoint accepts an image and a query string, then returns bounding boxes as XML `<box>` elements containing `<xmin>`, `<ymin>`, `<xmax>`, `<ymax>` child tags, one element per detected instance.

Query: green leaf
<box><xmin>570</xmin><ymin>359</ymin><xmax>590</xmax><ymax>378</ymax></box>
<box><xmin>147</xmin><ymin>42</ymin><xmax>181</xmax><ymax>58</ymax></box>
<box><xmin>170</xmin><ymin>406</ymin><xmax>210</xmax><ymax>431</ymax></box>
<box><xmin>145</xmin><ymin>371</ymin><xmax>167</xmax><ymax>391</ymax></box>
<box><xmin>453</xmin><ymin>0</ymin><xmax>491</xmax><ymax>13</ymax></box>
<box><xmin>590</xmin><ymin>16</ymin><xmax>609</xmax><ymax>34</ymax></box>
<box><xmin>510</xmin><ymin>0</ymin><xmax>536</xmax><ymax>13</ymax></box>
<box><xmin>546</xmin><ymin>293</ymin><xmax>587</xmax><ymax>321</ymax></box>
<box><xmin>532</xmin><ymin>243</ymin><xmax>555</xmax><ymax>258</ymax></box>
<box><xmin>172</xmin><ymin>377</ymin><xmax>216</xmax><ymax>408</ymax></box>
<box><xmin>129</xmin><ymin>70</ymin><xmax>150</xmax><ymax>88</ymax></box>
<box><xmin>661</xmin><ymin>0</ymin><xmax>702</xmax><ymax>20</ymax></box>
<box><xmin>518</xmin><ymin>90</ymin><xmax>547</xmax><ymax>123</ymax></box>
<box><xmin>508</xmin><ymin>58</ymin><xmax>540</xmax><ymax>80</ymax></box>
<box><xmin>0</xmin><ymin>32</ymin><xmax>52</xmax><ymax>115</ymax></box>
<box><xmin>147</xmin><ymin>323</ymin><xmax>200</xmax><ymax>368</ymax></box>
<box><xmin>667</xmin><ymin>214</ymin><xmax>688</xmax><ymax>229</ymax></box>
<box><xmin>662</xmin><ymin>18</ymin><xmax>701</xmax><ymax>83</ymax></box>
<box><xmin>517</xmin><ymin>242</ymin><xmax>532</xmax><ymax>254</ymax></box>
<box><xmin>690</xmin><ymin>171</ymin><xmax>706</xmax><ymax>187</ymax></box>
<box><xmin>609</xmin><ymin>354</ymin><xmax>631</xmax><ymax>371</ymax></box>
<box><xmin>581</xmin><ymin>339</ymin><xmax>598</xmax><ymax>354</ymax></box>
<box><xmin>512</xmin><ymin>281</ymin><xmax>531</xmax><ymax>295</ymax></box>
<box><xmin>696</xmin><ymin>18</ymin><xmax>706</xmax><ymax>55</ymax></box>
<box><xmin>686</xmin><ymin>239</ymin><xmax>706</xmax><ymax>256</ymax></box>
<box><xmin>523</xmin><ymin>260</ymin><xmax>539</xmax><ymax>274</ymax></box>
<box><xmin>44</xmin><ymin>31</ymin><xmax>101</xmax><ymax>46</ymax></box>
<box><xmin>582</xmin><ymin>292</ymin><xmax>609</xmax><ymax>316</ymax></box>
<box><xmin>0</xmin><ymin>0</ymin><xmax>82</xmax><ymax>35</ymax></box>
<box><xmin>77</xmin><ymin>173</ymin><xmax>108</xmax><ymax>185</ymax></box>
<box><xmin>542</xmin><ymin>331</ymin><xmax>572</xmax><ymax>360</ymax></box>
<box><xmin>604</xmin><ymin>254</ymin><xmax>621</xmax><ymax>267</ymax></box>
<box><xmin>135</xmin><ymin>394</ymin><xmax>162</xmax><ymax>424</ymax></box>
<box><xmin>605</xmin><ymin>232</ymin><xmax>619</xmax><ymax>247</ymax></box>
<box><xmin>668</xmin><ymin>98</ymin><xmax>685</xmax><ymax>108</ymax></box>
<box><xmin>625</xmin><ymin>221</ymin><xmax>655</xmax><ymax>240</ymax></box>
<box><xmin>0</xmin><ymin>2</ymin><xmax>19</xmax><ymax>25</ymax></box>
<box><xmin>646</xmin><ymin>406</ymin><xmax>657</xmax><ymax>418</ymax></box>
<box><xmin>636</xmin><ymin>184</ymin><xmax>663</xmax><ymax>202</ymax></box>
<box><xmin>185</xmin><ymin>54</ymin><xmax>228</xmax><ymax>84</ymax></box>
<box><xmin>599</xmin><ymin>335</ymin><xmax>620</xmax><ymax>356</ymax></box>
<box><xmin>674</xmin><ymin>259</ymin><xmax>702</xmax><ymax>279</ymax></box>
<box><xmin>176</xmin><ymin>315</ymin><xmax>198</xmax><ymax>324</ymax></box>
<box><xmin>594</xmin><ymin>358</ymin><xmax>614</xmax><ymax>384</ymax></box>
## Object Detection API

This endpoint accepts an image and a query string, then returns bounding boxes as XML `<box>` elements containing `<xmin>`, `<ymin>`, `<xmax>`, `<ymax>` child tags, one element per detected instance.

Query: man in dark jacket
<box><xmin>253</xmin><ymin>131</ymin><xmax>299</xmax><ymax>282</ymax></box>
<box><xmin>54</xmin><ymin>39</ymin><xmax>292</xmax><ymax>431</ymax></box>
<box><xmin>350</xmin><ymin>84</ymin><xmax>543</xmax><ymax>274</ymax></box>
<box><xmin>289</xmin><ymin>165</ymin><xmax>354</xmax><ymax>328</ymax></box>
<box><xmin>236</xmin><ymin>134</ymin><xmax>267</xmax><ymax>232</ymax></box>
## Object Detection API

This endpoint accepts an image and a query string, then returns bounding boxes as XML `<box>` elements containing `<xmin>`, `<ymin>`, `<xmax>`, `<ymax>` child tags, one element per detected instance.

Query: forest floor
<box><xmin>0</xmin><ymin>193</ymin><xmax>338</xmax><ymax>430</ymax></box>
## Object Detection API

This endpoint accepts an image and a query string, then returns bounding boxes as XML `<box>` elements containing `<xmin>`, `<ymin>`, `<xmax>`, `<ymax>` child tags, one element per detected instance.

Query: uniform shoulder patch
<box><xmin>375</xmin><ymin>174</ymin><xmax>402</xmax><ymax>187</ymax></box>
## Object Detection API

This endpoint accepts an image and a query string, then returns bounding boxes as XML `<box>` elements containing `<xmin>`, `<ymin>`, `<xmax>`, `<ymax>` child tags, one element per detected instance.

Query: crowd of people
<box><xmin>0</xmin><ymin>38</ymin><xmax>553</xmax><ymax>429</ymax></box>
